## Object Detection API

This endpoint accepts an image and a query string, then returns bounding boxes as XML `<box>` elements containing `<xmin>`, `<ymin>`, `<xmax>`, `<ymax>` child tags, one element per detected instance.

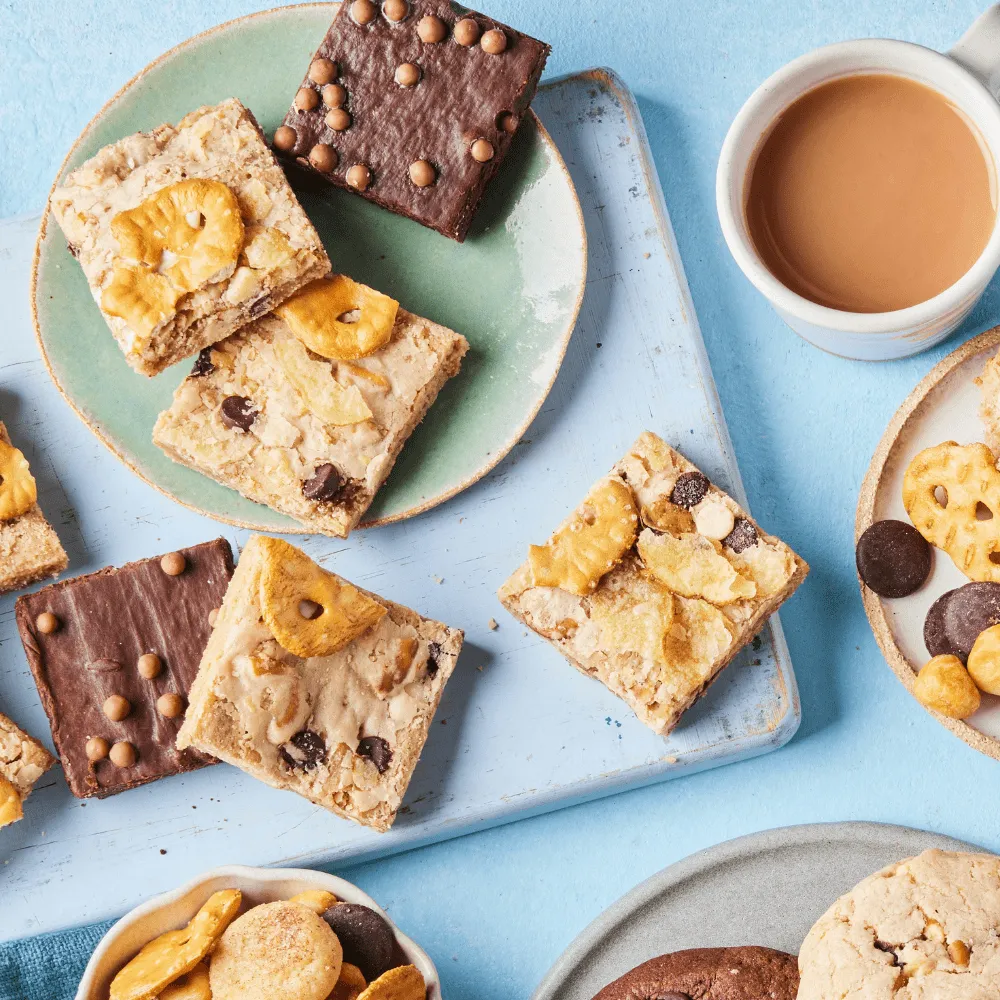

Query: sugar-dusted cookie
<box><xmin>209</xmin><ymin>901</ymin><xmax>342</xmax><ymax>1000</ymax></box>
<box><xmin>798</xmin><ymin>849</ymin><xmax>1000</xmax><ymax>999</ymax></box>
<box><xmin>593</xmin><ymin>946</ymin><xmax>799</xmax><ymax>1000</ymax></box>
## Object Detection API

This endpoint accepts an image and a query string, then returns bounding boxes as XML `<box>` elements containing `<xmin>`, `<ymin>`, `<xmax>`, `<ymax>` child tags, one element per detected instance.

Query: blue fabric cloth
<box><xmin>0</xmin><ymin>922</ymin><xmax>113</xmax><ymax>1000</ymax></box>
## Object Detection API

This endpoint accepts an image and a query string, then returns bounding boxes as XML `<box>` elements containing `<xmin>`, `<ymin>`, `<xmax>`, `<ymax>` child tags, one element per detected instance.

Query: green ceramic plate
<box><xmin>33</xmin><ymin>2</ymin><xmax>586</xmax><ymax>532</ymax></box>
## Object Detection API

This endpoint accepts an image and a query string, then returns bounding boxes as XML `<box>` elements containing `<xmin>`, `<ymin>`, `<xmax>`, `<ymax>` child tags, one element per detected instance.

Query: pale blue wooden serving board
<box><xmin>0</xmin><ymin>69</ymin><xmax>799</xmax><ymax>940</ymax></box>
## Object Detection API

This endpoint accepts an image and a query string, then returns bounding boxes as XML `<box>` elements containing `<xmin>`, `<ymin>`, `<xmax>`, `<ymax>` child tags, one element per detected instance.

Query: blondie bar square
<box><xmin>153</xmin><ymin>276</ymin><xmax>468</xmax><ymax>537</ymax></box>
<box><xmin>177</xmin><ymin>536</ymin><xmax>463</xmax><ymax>832</ymax></box>
<box><xmin>15</xmin><ymin>540</ymin><xmax>233</xmax><ymax>798</ymax></box>
<box><xmin>0</xmin><ymin>421</ymin><xmax>68</xmax><ymax>596</ymax></box>
<box><xmin>50</xmin><ymin>98</ymin><xmax>330</xmax><ymax>376</ymax></box>
<box><xmin>499</xmin><ymin>432</ymin><xmax>808</xmax><ymax>735</ymax></box>
<box><xmin>0</xmin><ymin>711</ymin><xmax>55</xmax><ymax>828</ymax></box>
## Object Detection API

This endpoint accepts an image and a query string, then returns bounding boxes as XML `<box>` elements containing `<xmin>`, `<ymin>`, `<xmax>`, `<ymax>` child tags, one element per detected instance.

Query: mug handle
<box><xmin>950</xmin><ymin>3</ymin><xmax>1000</xmax><ymax>99</ymax></box>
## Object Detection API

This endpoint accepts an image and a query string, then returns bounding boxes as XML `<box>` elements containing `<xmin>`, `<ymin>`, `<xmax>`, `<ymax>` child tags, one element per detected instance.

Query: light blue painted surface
<box><xmin>4</xmin><ymin>2</ymin><xmax>1000</xmax><ymax>998</ymax></box>
<box><xmin>0</xmin><ymin>68</ymin><xmax>800</xmax><ymax>941</ymax></box>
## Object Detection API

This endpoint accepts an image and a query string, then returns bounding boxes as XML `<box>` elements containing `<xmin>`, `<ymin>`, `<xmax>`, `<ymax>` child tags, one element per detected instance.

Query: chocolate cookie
<box><xmin>943</xmin><ymin>581</ymin><xmax>1000</xmax><ymax>663</ymax></box>
<box><xmin>593</xmin><ymin>946</ymin><xmax>799</xmax><ymax>1000</ymax></box>
<box><xmin>855</xmin><ymin>520</ymin><xmax>931</xmax><ymax>598</ymax></box>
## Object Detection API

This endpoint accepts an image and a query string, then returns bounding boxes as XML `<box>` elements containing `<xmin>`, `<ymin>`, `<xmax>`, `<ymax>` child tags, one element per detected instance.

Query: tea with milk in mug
<box><xmin>745</xmin><ymin>73</ymin><xmax>997</xmax><ymax>314</ymax></box>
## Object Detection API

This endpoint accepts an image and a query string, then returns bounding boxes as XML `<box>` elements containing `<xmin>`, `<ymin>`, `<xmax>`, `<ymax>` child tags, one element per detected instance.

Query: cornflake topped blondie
<box><xmin>50</xmin><ymin>98</ymin><xmax>330</xmax><ymax>376</ymax></box>
<box><xmin>177</xmin><ymin>536</ymin><xmax>463</xmax><ymax>832</ymax></box>
<box><xmin>153</xmin><ymin>275</ymin><xmax>469</xmax><ymax>537</ymax></box>
<box><xmin>499</xmin><ymin>432</ymin><xmax>808</xmax><ymax>735</ymax></box>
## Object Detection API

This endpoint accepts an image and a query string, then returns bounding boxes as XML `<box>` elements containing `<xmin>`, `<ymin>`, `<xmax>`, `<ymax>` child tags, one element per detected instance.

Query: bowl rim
<box><xmin>74</xmin><ymin>864</ymin><xmax>441</xmax><ymax>1000</ymax></box>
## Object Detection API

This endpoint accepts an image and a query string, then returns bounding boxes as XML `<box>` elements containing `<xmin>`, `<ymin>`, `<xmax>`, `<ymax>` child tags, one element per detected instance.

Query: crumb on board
<box><xmin>488</xmin><ymin>617</ymin><xmax>498</xmax><ymax>630</ymax></box>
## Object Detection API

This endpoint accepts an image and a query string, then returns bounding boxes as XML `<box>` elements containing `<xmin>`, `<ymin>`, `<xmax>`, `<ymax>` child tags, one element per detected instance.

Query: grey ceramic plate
<box><xmin>532</xmin><ymin>822</ymin><xmax>978</xmax><ymax>1000</ymax></box>
<box><xmin>32</xmin><ymin>3</ymin><xmax>586</xmax><ymax>532</ymax></box>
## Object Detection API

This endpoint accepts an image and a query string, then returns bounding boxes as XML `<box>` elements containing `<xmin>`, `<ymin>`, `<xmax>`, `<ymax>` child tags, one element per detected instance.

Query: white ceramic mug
<box><xmin>717</xmin><ymin>5</ymin><xmax>1000</xmax><ymax>360</ymax></box>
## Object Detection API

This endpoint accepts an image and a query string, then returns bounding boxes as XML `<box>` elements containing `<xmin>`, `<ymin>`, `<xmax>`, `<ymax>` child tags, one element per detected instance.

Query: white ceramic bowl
<box><xmin>75</xmin><ymin>866</ymin><xmax>441</xmax><ymax>1000</ymax></box>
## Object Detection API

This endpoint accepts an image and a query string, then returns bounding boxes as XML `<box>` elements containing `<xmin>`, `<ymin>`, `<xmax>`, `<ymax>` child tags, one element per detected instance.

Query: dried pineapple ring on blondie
<box><xmin>529</xmin><ymin>478</ymin><xmax>639</xmax><ymax>596</ymax></box>
<box><xmin>110</xmin><ymin>178</ymin><xmax>244</xmax><ymax>294</ymax></box>
<box><xmin>273</xmin><ymin>337</ymin><xmax>373</xmax><ymax>425</ymax></box>
<box><xmin>0</xmin><ymin>775</ymin><xmax>23</xmax><ymax>829</ymax></box>
<box><xmin>276</xmin><ymin>276</ymin><xmax>399</xmax><ymax>360</ymax></box>
<box><xmin>158</xmin><ymin>963</ymin><xmax>211</xmax><ymax>1000</ymax></box>
<box><xmin>637</xmin><ymin>528</ymin><xmax>756</xmax><ymax>605</ymax></box>
<box><xmin>102</xmin><ymin>179</ymin><xmax>244</xmax><ymax>337</ymax></box>
<box><xmin>902</xmin><ymin>441</ymin><xmax>1000</xmax><ymax>582</ymax></box>
<box><xmin>0</xmin><ymin>440</ymin><xmax>37</xmax><ymax>521</ymax></box>
<box><xmin>357</xmin><ymin>966</ymin><xmax>425</xmax><ymax>1000</ymax></box>
<box><xmin>259</xmin><ymin>537</ymin><xmax>387</xmax><ymax>658</ymax></box>
<box><xmin>109</xmin><ymin>889</ymin><xmax>242</xmax><ymax>1000</ymax></box>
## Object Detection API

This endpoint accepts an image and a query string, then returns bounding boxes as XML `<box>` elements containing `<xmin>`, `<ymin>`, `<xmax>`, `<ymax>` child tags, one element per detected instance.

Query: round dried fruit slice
<box><xmin>528</xmin><ymin>477</ymin><xmax>639</xmax><ymax>595</ymax></box>
<box><xmin>109</xmin><ymin>889</ymin><xmax>241</xmax><ymax>1000</ymax></box>
<box><xmin>258</xmin><ymin>537</ymin><xmax>387</xmax><ymax>658</ymax></box>
<box><xmin>0</xmin><ymin>440</ymin><xmax>37</xmax><ymax>521</ymax></box>
<box><xmin>276</xmin><ymin>276</ymin><xmax>399</xmax><ymax>360</ymax></box>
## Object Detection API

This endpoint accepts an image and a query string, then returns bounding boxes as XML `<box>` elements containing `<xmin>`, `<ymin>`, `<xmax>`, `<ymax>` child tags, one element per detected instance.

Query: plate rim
<box><xmin>855</xmin><ymin>324</ymin><xmax>1000</xmax><ymax>762</ymax></box>
<box><xmin>30</xmin><ymin>0</ymin><xmax>587</xmax><ymax>535</ymax></box>
<box><xmin>531</xmin><ymin>820</ymin><xmax>981</xmax><ymax>1000</ymax></box>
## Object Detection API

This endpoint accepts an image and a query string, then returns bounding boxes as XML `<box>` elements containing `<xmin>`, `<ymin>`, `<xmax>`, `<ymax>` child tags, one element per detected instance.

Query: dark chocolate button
<box><xmin>278</xmin><ymin>729</ymin><xmax>327</xmax><ymax>770</ymax></box>
<box><xmin>924</xmin><ymin>589</ymin><xmax>961</xmax><ymax>659</ymax></box>
<box><xmin>723</xmin><ymin>517</ymin><xmax>758</xmax><ymax>553</ymax></box>
<box><xmin>426</xmin><ymin>641</ymin><xmax>442</xmax><ymax>677</ymax></box>
<box><xmin>670</xmin><ymin>471</ymin><xmax>709</xmax><ymax>509</ymax></box>
<box><xmin>855</xmin><ymin>520</ymin><xmax>932</xmax><ymax>598</ymax></box>
<box><xmin>189</xmin><ymin>348</ymin><xmax>215</xmax><ymax>378</ymax></box>
<box><xmin>944</xmin><ymin>582</ymin><xmax>1000</xmax><ymax>663</ymax></box>
<box><xmin>321</xmin><ymin>903</ymin><xmax>396</xmax><ymax>982</ymax></box>
<box><xmin>303</xmin><ymin>463</ymin><xmax>345</xmax><ymax>501</ymax></box>
<box><xmin>220</xmin><ymin>396</ymin><xmax>256</xmax><ymax>431</ymax></box>
<box><xmin>357</xmin><ymin>735</ymin><xmax>393</xmax><ymax>773</ymax></box>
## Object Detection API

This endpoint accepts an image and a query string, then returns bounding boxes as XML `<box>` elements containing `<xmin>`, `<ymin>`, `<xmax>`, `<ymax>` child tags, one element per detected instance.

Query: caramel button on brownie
<box><xmin>14</xmin><ymin>539</ymin><xmax>234</xmax><ymax>798</ymax></box>
<box><xmin>275</xmin><ymin>0</ymin><xmax>550</xmax><ymax>241</ymax></box>
<box><xmin>594</xmin><ymin>947</ymin><xmax>799</xmax><ymax>1000</ymax></box>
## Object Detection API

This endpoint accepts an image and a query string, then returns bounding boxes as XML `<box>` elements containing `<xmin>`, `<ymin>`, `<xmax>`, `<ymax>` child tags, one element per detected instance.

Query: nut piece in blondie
<box><xmin>50</xmin><ymin>98</ymin><xmax>330</xmax><ymax>376</ymax></box>
<box><xmin>177</xmin><ymin>536</ymin><xmax>463</xmax><ymax>832</ymax></box>
<box><xmin>0</xmin><ymin>421</ymin><xmax>68</xmax><ymax>596</ymax></box>
<box><xmin>153</xmin><ymin>277</ymin><xmax>469</xmax><ymax>537</ymax></box>
<box><xmin>498</xmin><ymin>432</ymin><xmax>809</xmax><ymax>735</ymax></box>
<box><xmin>0</xmin><ymin>710</ymin><xmax>56</xmax><ymax>828</ymax></box>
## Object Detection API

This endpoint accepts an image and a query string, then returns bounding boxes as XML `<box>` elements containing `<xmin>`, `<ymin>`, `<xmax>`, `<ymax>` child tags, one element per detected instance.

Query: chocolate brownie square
<box><xmin>273</xmin><ymin>0</ymin><xmax>550</xmax><ymax>241</ymax></box>
<box><xmin>15</xmin><ymin>539</ymin><xmax>234</xmax><ymax>798</ymax></box>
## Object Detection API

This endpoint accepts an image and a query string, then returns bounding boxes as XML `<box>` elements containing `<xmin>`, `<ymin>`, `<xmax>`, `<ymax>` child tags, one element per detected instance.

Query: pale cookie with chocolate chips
<box><xmin>798</xmin><ymin>849</ymin><xmax>1000</xmax><ymax>999</ymax></box>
